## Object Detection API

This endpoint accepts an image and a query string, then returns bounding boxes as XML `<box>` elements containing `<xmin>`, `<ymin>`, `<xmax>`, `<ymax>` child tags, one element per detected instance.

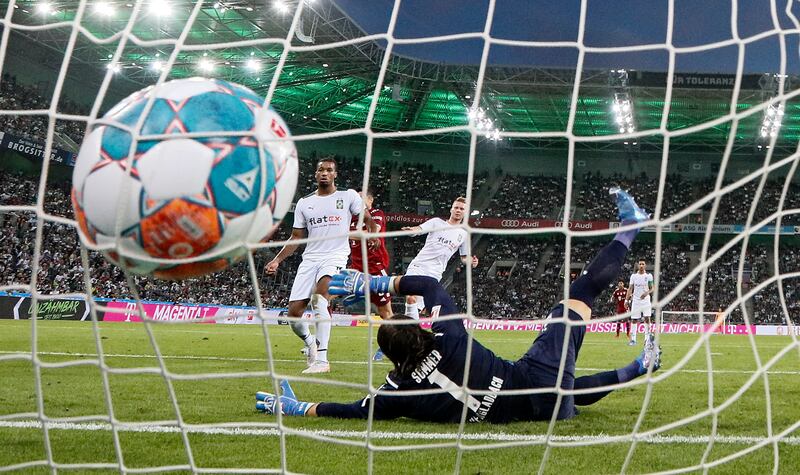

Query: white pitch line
<box><xmin>1</xmin><ymin>351</ymin><xmax>799</xmax><ymax>375</ymax></box>
<box><xmin>0</xmin><ymin>420</ymin><xmax>798</xmax><ymax>446</ymax></box>
<box><xmin>3</xmin><ymin>323</ymin><xmax>795</xmax><ymax>349</ymax></box>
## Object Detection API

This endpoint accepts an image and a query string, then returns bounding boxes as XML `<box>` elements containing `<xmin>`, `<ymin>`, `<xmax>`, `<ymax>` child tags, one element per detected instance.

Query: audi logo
<box><xmin>501</xmin><ymin>220</ymin><xmax>520</xmax><ymax>227</ymax></box>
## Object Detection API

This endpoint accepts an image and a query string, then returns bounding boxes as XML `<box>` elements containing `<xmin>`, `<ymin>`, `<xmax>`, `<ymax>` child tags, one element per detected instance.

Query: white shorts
<box><xmin>289</xmin><ymin>257</ymin><xmax>347</xmax><ymax>302</ymax></box>
<box><xmin>630</xmin><ymin>301</ymin><xmax>652</xmax><ymax>319</ymax></box>
<box><xmin>405</xmin><ymin>262</ymin><xmax>443</xmax><ymax>281</ymax></box>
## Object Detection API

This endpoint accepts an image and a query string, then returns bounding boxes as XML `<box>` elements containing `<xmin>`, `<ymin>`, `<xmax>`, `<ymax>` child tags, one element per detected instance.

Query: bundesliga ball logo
<box><xmin>71</xmin><ymin>77</ymin><xmax>298</xmax><ymax>279</ymax></box>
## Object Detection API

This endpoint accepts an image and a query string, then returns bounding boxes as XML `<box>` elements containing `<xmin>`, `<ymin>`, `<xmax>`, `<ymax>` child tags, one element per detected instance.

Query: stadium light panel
<box><xmin>36</xmin><ymin>2</ymin><xmax>54</xmax><ymax>15</ymax></box>
<box><xmin>245</xmin><ymin>59</ymin><xmax>261</xmax><ymax>71</ymax></box>
<box><xmin>760</xmin><ymin>103</ymin><xmax>784</xmax><ymax>140</ymax></box>
<box><xmin>273</xmin><ymin>1</ymin><xmax>289</xmax><ymax>13</ymax></box>
<box><xmin>106</xmin><ymin>63</ymin><xmax>121</xmax><ymax>73</ymax></box>
<box><xmin>94</xmin><ymin>2</ymin><xmax>114</xmax><ymax>16</ymax></box>
<box><xmin>198</xmin><ymin>59</ymin><xmax>214</xmax><ymax>72</ymax></box>
<box><xmin>150</xmin><ymin>1</ymin><xmax>171</xmax><ymax>17</ymax></box>
<box><xmin>151</xmin><ymin>60</ymin><xmax>163</xmax><ymax>72</ymax></box>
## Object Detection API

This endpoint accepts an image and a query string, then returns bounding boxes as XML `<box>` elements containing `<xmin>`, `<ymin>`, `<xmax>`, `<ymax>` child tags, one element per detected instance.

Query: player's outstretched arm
<box><xmin>265</xmin><ymin>228</ymin><xmax>305</xmax><ymax>274</ymax></box>
<box><xmin>256</xmin><ymin>380</ymin><xmax>405</xmax><ymax>420</ymax></box>
<box><xmin>329</xmin><ymin>269</ymin><xmax>395</xmax><ymax>302</ymax></box>
<box><xmin>361</xmin><ymin>208</ymin><xmax>381</xmax><ymax>248</ymax></box>
<box><xmin>460</xmin><ymin>255</ymin><xmax>479</xmax><ymax>268</ymax></box>
<box><xmin>255</xmin><ymin>381</ymin><xmax>319</xmax><ymax>417</ymax></box>
<box><xmin>330</xmin><ymin>270</ymin><xmax>465</xmax><ymax>335</ymax></box>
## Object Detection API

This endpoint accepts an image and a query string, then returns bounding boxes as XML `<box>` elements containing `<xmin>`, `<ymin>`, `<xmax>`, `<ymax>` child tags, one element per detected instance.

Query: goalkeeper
<box><xmin>256</xmin><ymin>189</ymin><xmax>661</xmax><ymax>423</ymax></box>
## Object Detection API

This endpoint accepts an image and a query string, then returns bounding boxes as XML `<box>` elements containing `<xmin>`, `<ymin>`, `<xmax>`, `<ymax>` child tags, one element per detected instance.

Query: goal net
<box><xmin>1</xmin><ymin>0</ymin><xmax>800</xmax><ymax>473</ymax></box>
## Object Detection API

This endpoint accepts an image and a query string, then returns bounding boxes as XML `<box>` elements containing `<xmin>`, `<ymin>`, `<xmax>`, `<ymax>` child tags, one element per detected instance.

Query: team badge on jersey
<box><xmin>336</xmin><ymin>199</ymin><xmax>343</xmax><ymax>209</ymax></box>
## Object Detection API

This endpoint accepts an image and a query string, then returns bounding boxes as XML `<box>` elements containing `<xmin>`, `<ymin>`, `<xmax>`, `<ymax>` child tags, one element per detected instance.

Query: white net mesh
<box><xmin>1</xmin><ymin>0</ymin><xmax>800</xmax><ymax>473</ymax></box>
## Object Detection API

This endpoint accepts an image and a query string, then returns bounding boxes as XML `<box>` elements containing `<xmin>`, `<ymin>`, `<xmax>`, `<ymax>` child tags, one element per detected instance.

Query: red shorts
<box><xmin>368</xmin><ymin>291</ymin><xmax>392</xmax><ymax>307</ymax></box>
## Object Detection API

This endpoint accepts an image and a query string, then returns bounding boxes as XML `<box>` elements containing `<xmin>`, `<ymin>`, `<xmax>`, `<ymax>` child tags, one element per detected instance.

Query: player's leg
<box><xmin>518</xmin><ymin>188</ymin><xmax>647</xmax><ymax>418</ymax></box>
<box><xmin>288</xmin><ymin>299</ymin><xmax>312</xmax><ymax>341</ymax></box>
<box><xmin>405</xmin><ymin>295</ymin><xmax>420</xmax><ymax>319</ymax></box>
<box><xmin>287</xmin><ymin>261</ymin><xmax>317</xmax><ymax>363</ymax></box>
<box><xmin>630</xmin><ymin>301</ymin><xmax>647</xmax><ymax>344</ymax></box>
<box><xmin>303</xmin><ymin>259</ymin><xmax>346</xmax><ymax>374</ymax></box>
<box><xmin>372</xmin><ymin>279</ymin><xmax>393</xmax><ymax>361</ymax></box>
<box><xmin>374</xmin><ymin>270</ymin><xmax>394</xmax><ymax>320</ymax></box>
<box><xmin>518</xmin><ymin>237</ymin><xmax>633</xmax><ymax>418</ymax></box>
<box><xmin>573</xmin><ymin>339</ymin><xmax>662</xmax><ymax>406</ymax></box>
<box><xmin>615</xmin><ymin>320</ymin><xmax>621</xmax><ymax>338</ymax></box>
<box><xmin>402</xmin><ymin>265</ymin><xmax>430</xmax><ymax>319</ymax></box>
<box><xmin>372</xmin><ymin>296</ymin><xmax>394</xmax><ymax>365</ymax></box>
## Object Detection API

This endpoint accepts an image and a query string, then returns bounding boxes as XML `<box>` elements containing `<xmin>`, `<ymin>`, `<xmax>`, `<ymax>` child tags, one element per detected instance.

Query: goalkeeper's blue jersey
<box><xmin>316</xmin><ymin>277</ymin><xmax>555</xmax><ymax>423</ymax></box>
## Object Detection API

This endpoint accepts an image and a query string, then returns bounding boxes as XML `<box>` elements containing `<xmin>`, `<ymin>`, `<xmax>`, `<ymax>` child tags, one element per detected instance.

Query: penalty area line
<box><xmin>0</xmin><ymin>420</ymin><xmax>798</xmax><ymax>446</ymax></box>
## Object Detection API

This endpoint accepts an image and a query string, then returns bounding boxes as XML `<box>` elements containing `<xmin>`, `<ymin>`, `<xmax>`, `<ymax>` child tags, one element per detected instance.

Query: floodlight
<box><xmin>245</xmin><ymin>59</ymin><xmax>261</xmax><ymax>71</ymax></box>
<box><xmin>273</xmin><ymin>0</ymin><xmax>289</xmax><ymax>13</ymax></box>
<box><xmin>95</xmin><ymin>2</ymin><xmax>114</xmax><ymax>16</ymax></box>
<box><xmin>198</xmin><ymin>58</ymin><xmax>214</xmax><ymax>72</ymax></box>
<box><xmin>36</xmin><ymin>2</ymin><xmax>54</xmax><ymax>15</ymax></box>
<box><xmin>150</xmin><ymin>1</ymin><xmax>171</xmax><ymax>17</ymax></box>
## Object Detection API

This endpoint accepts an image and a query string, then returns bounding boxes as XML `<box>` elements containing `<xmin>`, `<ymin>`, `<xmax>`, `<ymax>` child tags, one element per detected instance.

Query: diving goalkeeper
<box><xmin>255</xmin><ymin>189</ymin><xmax>661</xmax><ymax>423</ymax></box>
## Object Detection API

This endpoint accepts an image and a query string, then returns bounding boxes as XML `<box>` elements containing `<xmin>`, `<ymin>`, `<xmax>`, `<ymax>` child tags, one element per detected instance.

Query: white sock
<box><xmin>290</xmin><ymin>320</ymin><xmax>315</xmax><ymax>347</ymax></box>
<box><xmin>631</xmin><ymin>323</ymin><xmax>638</xmax><ymax>342</ymax></box>
<box><xmin>405</xmin><ymin>302</ymin><xmax>419</xmax><ymax>320</ymax></box>
<box><xmin>312</xmin><ymin>295</ymin><xmax>331</xmax><ymax>363</ymax></box>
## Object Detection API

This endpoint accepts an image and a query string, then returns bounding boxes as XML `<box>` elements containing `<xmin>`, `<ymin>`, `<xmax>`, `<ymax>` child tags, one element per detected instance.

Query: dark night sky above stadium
<box><xmin>333</xmin><ymin>0</ymin><xmax>800</xmax><ymax>74</ymax></box>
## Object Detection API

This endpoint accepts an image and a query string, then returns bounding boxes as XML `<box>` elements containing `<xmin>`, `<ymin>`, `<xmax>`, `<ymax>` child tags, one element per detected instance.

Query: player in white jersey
<box><xmin>626</xmin><ymin>259</ymin><xmax>654</xmax><ymax>346</ymax></box>
<box><xmin>266</xmin><ymin>157</ymin><xmax>378</xmax><ymax>373</ymax></box>
<box><xmin>401</xmin><ymin>197</ymin><xmax>478</xmax><ymax>319</ymax></box>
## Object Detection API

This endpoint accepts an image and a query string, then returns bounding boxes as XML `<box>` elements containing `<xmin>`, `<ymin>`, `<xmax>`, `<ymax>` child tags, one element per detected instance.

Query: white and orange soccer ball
<box><xmin>71</xmin><ymin>78</ymin><xmax>298</xmax><ymax>279</ymax></box>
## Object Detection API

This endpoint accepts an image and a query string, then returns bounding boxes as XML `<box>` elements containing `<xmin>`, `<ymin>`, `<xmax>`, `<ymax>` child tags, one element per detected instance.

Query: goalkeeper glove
<box><xmin>255</xmin><ymin>380</ymin><xmax>313</xmax><ymax>416</ymax></box>
<box><xmin>329</xmin><ymin>269</ymin><xmax>392</xmax><ymax>305</ymax></box>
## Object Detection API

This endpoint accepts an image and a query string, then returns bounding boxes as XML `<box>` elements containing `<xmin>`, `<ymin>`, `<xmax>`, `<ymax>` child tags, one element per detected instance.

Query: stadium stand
<box><xmin>1</xmin><ymin>68</ymin><xmax>797</xmax><ymax>324</ymax></box>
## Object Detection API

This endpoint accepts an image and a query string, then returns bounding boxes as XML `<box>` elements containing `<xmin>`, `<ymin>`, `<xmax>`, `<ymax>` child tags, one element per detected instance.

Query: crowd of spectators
<box><xmin>578</xmin><ymin>172</ymin><xmax>695</xmax><ymax>221</ymax></box>
<box><xmin>703</xmin><ymin>177</ymin><xmax>800</xmax><ymax>226</ymax></box>
<box><xmin>395</xmin><ymin>163</ymin><xmax>487</xmax><ymax>215</ymax></box>
<box><xmin>0</xmin><ymin>73</ymin><xmax>86</xmax><ymax>147</ymax></box>
<box><xmin>448</xmin><ymin>234</ymin><xmax>799</xmax><ymax>324</ymax></box>
<box><xmin>483</xmin><ymin>175</ymin><xmax>565</xmax><ymax>219</ymax></box>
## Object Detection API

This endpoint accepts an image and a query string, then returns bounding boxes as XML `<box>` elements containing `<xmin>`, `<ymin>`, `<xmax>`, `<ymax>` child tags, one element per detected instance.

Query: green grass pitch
<box><xmin>0</xmin><ymin>320</ymin><xmax>799</xmax><ymax>474</ymax></box>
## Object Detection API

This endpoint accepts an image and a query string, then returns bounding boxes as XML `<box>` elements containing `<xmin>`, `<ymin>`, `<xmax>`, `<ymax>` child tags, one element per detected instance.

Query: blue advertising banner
<box><xmin>0</xmin><ymin>131</ymin><xmax>76</xmax><ymax>166</ymax></box>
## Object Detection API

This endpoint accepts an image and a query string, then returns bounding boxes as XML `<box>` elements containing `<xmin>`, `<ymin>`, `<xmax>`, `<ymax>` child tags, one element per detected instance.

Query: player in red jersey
<box><xmin>349</xmin><ymin>190</ymin><xmax>392</xmax><ymax>360</ymax></box>
<box><xmin>610</xmin><ymin>280</ymin><xmax>630</xmax><ymax>339</ymax></box>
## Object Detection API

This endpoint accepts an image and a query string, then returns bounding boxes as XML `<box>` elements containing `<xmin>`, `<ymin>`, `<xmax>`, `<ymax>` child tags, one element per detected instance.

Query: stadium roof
<box><xmin>6</xmin><ymin>0</ymin><xmax>800</xmax><ymax>154</ymax></box>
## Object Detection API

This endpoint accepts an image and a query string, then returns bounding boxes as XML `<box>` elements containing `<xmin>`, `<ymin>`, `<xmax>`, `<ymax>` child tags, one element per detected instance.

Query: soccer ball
<box><xmin>71</xmin><ymin>78</ymin><xmax>298</xmax><ymax>279</ymax></box>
